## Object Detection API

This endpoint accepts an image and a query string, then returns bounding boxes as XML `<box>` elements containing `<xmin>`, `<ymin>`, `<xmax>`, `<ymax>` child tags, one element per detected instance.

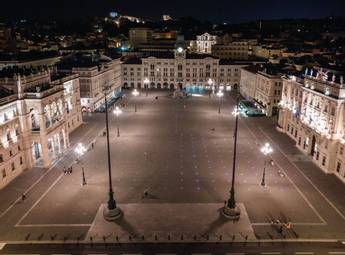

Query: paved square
<box><xmin>0</xmin><ymin>90</ymin><xmax>345</xmax><ymax>242</ymax></box>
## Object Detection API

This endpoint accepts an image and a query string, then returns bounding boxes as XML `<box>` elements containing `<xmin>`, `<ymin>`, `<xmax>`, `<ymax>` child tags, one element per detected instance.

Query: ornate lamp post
<box><xmin>75</xmin><ymin>143</ymin><xmax>87</xmax><ymax>186</ymax></box>
<box><xmin>103</xmin><ymin>87</ymin><xmax>122</xmax><ymax>221</ymax></box>
<box><xmin>222</xmin><ymin>95</ymin><xmax>241</xmax><ymax>220</ymax></box>
<box><xmin>260</xmin><ymin>142</ymin><xmax>273</xmax><ymax>187</ymax></box>
<box><xmin>144</xmin><ymin>78</ymin><xmax>149</xmax><ymax>97</ymax></box>
<box><xmin>113</xmin><ymin>106</ymin><xmax>122</xmax><ymax>137</ymax></box>
<box><xmin>216</xmin><ymin>90</ymin><xmax>224</xmax><ymax>114</ymax></box>
<box><xmin>132</xmin><ymin>89</ymin><xmax>139</xmax><ymax>112</ymax></box>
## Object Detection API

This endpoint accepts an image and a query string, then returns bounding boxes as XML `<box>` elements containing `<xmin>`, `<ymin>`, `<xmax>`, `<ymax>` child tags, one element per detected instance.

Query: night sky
<box><xmin>1</xmin><ymin>0</ymin><xmax>345</xmax><ymax>22</ymax></box>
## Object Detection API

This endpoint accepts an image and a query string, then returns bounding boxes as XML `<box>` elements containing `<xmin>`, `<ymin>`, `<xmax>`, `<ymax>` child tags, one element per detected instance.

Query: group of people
<box><xmin>63</xmin><ymin>166</ymin><xmax>73</xmax><ymax>175</ymax></box>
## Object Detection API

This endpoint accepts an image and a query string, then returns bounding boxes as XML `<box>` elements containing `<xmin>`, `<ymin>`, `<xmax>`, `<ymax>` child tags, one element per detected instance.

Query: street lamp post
<box><xmin>75</xmin><ymin>143</ymin><xmax>87</xmax><ymax>186</ymax></box>
<box><xmin>260</xmin><ymin>143</ymin><xmax>273</xmax><ymax>187</ymax></box>
<box><xmin>103</xmin><ymin>88</ymin><xmax>122</xmax><ymax>221</ymax></box>
<box><xmin>113</xmin><ymin>106</ymin><xmax>122</xmax><ymax>137</ymax></box>
<box><xmin>132</xmin><ymin>89</ymin><xmax>139</xmax><ymax>112</ymax></box>
<box><xmin>216</xmin><ymin>90</ymin><xmax>224</xmax><ymax>114</ymax></box>
<box><xmin>144</xmin><ymin>78</ymin><xmax>149</xmax><ymax>97</ymax></box>
<box><xmin>222</xmin><ymin>94</ymin><xmax>241</xmax><ymax>220</ymax></box>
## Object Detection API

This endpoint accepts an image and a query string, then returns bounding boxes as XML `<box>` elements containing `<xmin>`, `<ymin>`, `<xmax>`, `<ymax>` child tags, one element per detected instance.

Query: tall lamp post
<box><xmin>144</xmin><ymin>78</ymin><xmax>149</xmax><ymax>97</ymax></box>
<box><xmin>113</xmin><ymin>106</ymin><xmax>122</xmax><ymax>137</ymax></box>
<box><xmin>216</xmin><ymin>90</ymin><xmax>224</xmax><ymax>114</ymax></box>
<box><xmin>260</xmin><ymin>143</ymin><xmax>273</xmax><ymax>187</ymax></box>
<box><xmin>222</xmin><ymin>95</ymin><xmax>241</xmax><ymax>220</ymax></box>
<box><xmin>75</xmin><ymin>143</ymin><xmax>87</xmax><ymax>186</ymax></box>
<box><xmin>132</xmin><ymin>89</ymin><xmax>139</xmax><ymax>113</ymax></box>
<box><xmin>103</xmin><ymin>88</ymin><xmax>122</xmax><ymax>221</ymax></box>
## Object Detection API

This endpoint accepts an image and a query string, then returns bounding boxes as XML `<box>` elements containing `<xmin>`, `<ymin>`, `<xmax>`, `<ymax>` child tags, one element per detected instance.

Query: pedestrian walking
<box><xmin>63</xmin><ymin>166</ymin><xmax>67</xmax><ymax>175</ymax></box>
<box><xmin>21</xmin><ymin>194</ymin><xmax>26</xmax><ymax>202</ymax></box>
<box><xmin>91</xmin><ymin>143</ymin><xmax>94</xmax><ymax>149</ymax></box>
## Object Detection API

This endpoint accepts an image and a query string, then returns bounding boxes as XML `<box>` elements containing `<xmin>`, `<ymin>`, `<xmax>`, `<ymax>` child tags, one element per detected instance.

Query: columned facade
<box><xmin>278</xmin><ymin>67</ymin><xmax>345</xmax><ymax>183</ymax></box>
<box><xmin>0</xmin><ymin>69</ymin><xmax>82</xmax><ymax>189</ymax></box>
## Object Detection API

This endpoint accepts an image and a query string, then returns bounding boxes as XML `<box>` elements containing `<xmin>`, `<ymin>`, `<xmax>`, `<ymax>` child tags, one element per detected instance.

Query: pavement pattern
<box><xmin>0</xmin><ymin>90</ymin><xmax>344</xmax><ymax>244</ymax></box>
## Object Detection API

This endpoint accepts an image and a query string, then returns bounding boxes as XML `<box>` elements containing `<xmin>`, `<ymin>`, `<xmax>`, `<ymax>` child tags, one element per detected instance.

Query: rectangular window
<box><xmin>336</xmin><ymin>162</ymin><xmax>341</xmax><ymax>173</ymax></box>
<box><xmin>11</xmin><ymin>163</ymin><xmax>15</xmax><ymax>171</ymax></box>
<box><xmin>322</xmin><ymin>156</ymin><xmax>326</xmax><ymax>166</ymax></box>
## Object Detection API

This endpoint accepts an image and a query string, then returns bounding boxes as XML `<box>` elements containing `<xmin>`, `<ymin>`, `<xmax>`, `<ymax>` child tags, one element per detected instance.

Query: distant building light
<box><xmin>110</xmin><ymin>12</ymin><xmax>118</xmax><ymax>18</ymax></box>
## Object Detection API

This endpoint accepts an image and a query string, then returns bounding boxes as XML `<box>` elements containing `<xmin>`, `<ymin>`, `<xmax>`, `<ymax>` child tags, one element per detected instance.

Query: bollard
<box><xmin>219</xmin><ymin>235</ymin><xmax>222</xmax><ymax>241</ymax></box>
<box><xmin>116</xmin><ymin>235</ymin><xmax>119</xmax><ymax>241</ymax></box>
<box><xmin>142</xmin><ymin>235</ymin><xmax>145</xmax><ymax>241</ymax></box>
<box><xmin>155</xmin><ymin>235</ymin><xmax>158</xmax><ymax>241</ymax></box>
<box><xmin>129</xmin><ymin>235</ymin><xmax>132</xmax><ymax>241</ymax></box>
<box><xmin>168</xmin><ymin>235</ymin><xmax>171</xmax><ymax>241</ymax></box>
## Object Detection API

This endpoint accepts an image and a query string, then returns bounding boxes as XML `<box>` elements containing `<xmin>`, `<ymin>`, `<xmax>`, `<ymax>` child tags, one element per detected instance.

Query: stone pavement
<box><xmin>0</xmin><ymin>91</ymin><xmax>345</xmax><ymax>244</ymax></box>
<box><xmin>86</xmin><ymin>203</ymin><xmax>255</xmax><ymax>243</ymax></box>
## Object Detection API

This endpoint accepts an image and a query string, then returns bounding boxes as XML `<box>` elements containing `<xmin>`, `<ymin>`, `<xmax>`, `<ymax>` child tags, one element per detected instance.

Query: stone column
<box><xmin>57</xmin><ymin>133</ymin><xmax>61</xmax><ymax>154</ymax></box>
<box><xmin>40</xmin><ymin>140</ymin><xmax>50</xmax><ymax>168</ymax></box>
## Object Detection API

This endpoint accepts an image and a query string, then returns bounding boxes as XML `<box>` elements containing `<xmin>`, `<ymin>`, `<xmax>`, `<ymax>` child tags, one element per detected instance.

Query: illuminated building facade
<box><xmin>58</xmin><ymin>54</ymin><xmax>122</xmax><ymax>112</ymax></box>
<box><xmin>196</xmin><ymin>33</ymin><xmax>217</xmax><ymax>54</ymax></box>
<box><xmin>122</xmin><ymin>47</ymin><xmax>245</xmax><ymax>90</ymax></box>
<box><xmin>240</xmin><ymin>64</ymin><xmax>283</xmax><ymax>116</ymax></box>
<box><xmin>0</xmin><ymin>67</ymin><xmax>82</xmax><ymax>189</ymax></box>
<box><xmin>278</xmin><ymin>67</ymin><xmax>345</xmax><ymax>182</ymax></box>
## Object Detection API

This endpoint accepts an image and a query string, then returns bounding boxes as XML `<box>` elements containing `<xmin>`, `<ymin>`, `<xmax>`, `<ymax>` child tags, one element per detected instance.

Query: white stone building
<box><xmin>240</xmin><ymin>64</ymin><xmax>284</xmax><ymax>116</ymax></box>
<box><xmin>0</xmin><ymin>67</ymin><xmax>82</xmax><ymax>189</ymax></box>
<box><xmin>122</xmin><ymin>47</ymin><xmax>246</xmax><ymax>91</ymax></box>
<box><xmin>278</xmin><ymin>67</ymin><xmax>345</xmax><ymax>183</ymax></box>
<box><xmin>196</xmin><ymin>33</ymin><xmax>217</xmax><ymax>54</ymax></box>
<box><xmin>240</xmin><ymin>65</ymin><xmax>260</xmax><ymax>100</ymax></box>
<box><xmin>58</xmin><ymin>54</ymin><xmax>122</xmax><ymax>112</ymax></box>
